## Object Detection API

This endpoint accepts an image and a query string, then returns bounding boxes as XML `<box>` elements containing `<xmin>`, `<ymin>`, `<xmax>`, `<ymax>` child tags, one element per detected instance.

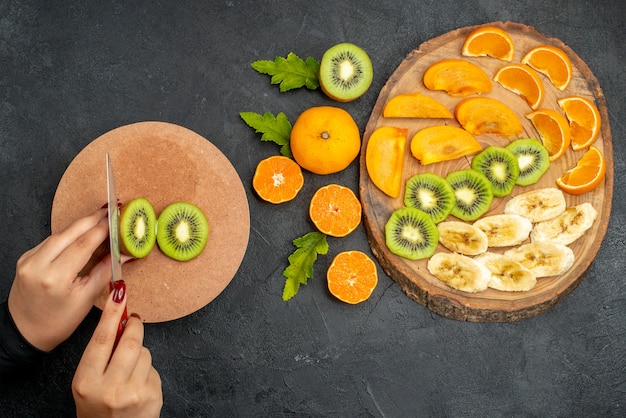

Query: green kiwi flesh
<box><xmin>385</xmin><ymin>207</ymin><xmax>439</xmax><ymax>260</ymax></box>
<box><xmin>404</xmin><ymin>173</ymin><xmax>455</xmax><ymax>224</ymax></box>
<box><xmin>319</xmin><ymin>43</ymin><xmax>373</xmax><ymax>102</ymax></box>
<box><xmin>119</xmin><ymin>198</ymin><xmax>157</xmax><ymax>258</ymax></box>
<box><xmin>156</xmin><ymin>202</ymin><xmax>209</xmax><ymax>261</ymax></box>
<box><xmin>471</xmin><ymin>146</ymin><xmax>520</xmax><ymax>197</ymax></box>
<box><xmin>506</xmin><ymin>138</ymin><xmax>550</xmax><ymax>186</ymax></box>
<box><xmin>446</xmin><ymin>169</ymin><xmax>494</xmax><ymax>221</ymax></box>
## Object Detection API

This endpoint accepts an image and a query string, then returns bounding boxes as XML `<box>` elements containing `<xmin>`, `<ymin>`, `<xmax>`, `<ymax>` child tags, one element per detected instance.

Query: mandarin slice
<box><xmin>423</xmin><ymin>59</ymin><xmax>492</xmax><ymax>97</ymax></box>
<box><xmin>521</xmin><ymin>45</ymin><xmax>572</xmax><ymax>91</ymax></box>
<box><xmin>410</xmin><ymin>125</ymin><xmax>482</xmax><ymax>165</ymax></box>
<box><xmin>252</xmin><ymin>155</ymin><xmax>304</xmax><ymax>204</ymax></box>
<box><xmin>383</xmin><ymin>92</ymin><xmax>453</xmax><ymax>118</ymax></box>
<box><xmin>365</xmin><ymin>126</ymin><xmax>408</xmax><ymax>198</ymax></box>
<box><xmin>455</xmin><ymin>97</ymin><xmax>524</xmax><ymax>137</ymax></box>
<box><xmin>327</xmin><ymin>251</ymin><xmax>378</xmax><ymax>304</ymax></box>
<box><xmin>556</xmin><ymin>145</ymin><xmax>606</xmax><ymax>195</ymax></box>
<box><xmin>494</xmin><ymin>63</ymin><xmax>545</xmax><ymax>110</ymax></box>
<box><xmin>309</xmin><ymin>184</ymin><xmax>362</xmax><ymax>237</ymax></box>
<box><xmin>526</xmin><ymin>109</ymin><xmax>571</xmax><ymax>161</ymax></box>
<box><xmin>557</xmin><ymin>96</ymin><xmax>602</xmax><ymax>150</ymax></box>
<box><xmin>462</xmin><ymin>26</ymin><xmax>514</xmax><ymax>61</ymax></box>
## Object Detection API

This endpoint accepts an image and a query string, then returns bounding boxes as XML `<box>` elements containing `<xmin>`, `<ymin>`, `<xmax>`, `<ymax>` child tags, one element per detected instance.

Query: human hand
<box><xmin>8</xmin><ymin>208</ymin><xmax>117</xmax><ymax>352</ymax></box>
<box><xmin>72</xmin><ymin>283</ymin><xmax>163</xmax><ymax>418</ymax></box>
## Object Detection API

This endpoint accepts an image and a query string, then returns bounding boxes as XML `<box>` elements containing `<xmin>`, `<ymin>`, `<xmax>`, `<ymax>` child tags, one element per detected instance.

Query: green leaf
<box><xmin>282</xmin><ymin>231</ymin><xmax>329</xmax><ymax>301</ymax></box>
<box><xmin>239</xmin><ymin>111</ymin><xmax>292</xmax><ymax>157</ymax></box>
<box><xmin>251</xmin><ymin>52</ymin><xmax>320</xmax><ymax>92</ymax></box>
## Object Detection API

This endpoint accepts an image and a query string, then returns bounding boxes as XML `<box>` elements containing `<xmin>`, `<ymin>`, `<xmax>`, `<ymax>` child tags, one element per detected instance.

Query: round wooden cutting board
<box><xmin>359</xmin><ymin>21</ymin><xmax>613</xmax><ymax>322</ymax></box>
<box><xmin>51</xmin><ymin>121</ymin><xmax>250</xmax><ymax>323</ymax></box>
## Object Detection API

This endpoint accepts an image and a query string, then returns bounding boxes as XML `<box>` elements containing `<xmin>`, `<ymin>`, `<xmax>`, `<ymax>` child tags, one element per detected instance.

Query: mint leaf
<box><xmin>282</xmin><ymin>231</ymin><xmax>329</xmax><ymax>301</ymax></box>
<box><xmin>239</xmin><ymin>111</ymin><xmax>292</xmax><ymax>157</ymax></box>
<box><xmin>252</xmin><ymin>52</ymin><xmax>320</xmax><ymax>92</ymax></box>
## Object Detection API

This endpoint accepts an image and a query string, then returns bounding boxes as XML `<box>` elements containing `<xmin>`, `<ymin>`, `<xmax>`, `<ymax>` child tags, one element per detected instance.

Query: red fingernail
<box><xmin>112</xmin><ymin>280</ymin><xmax>126</xmax><ymax>304</ymax></box>
<box><xmin>130</xmin><ymin>312</ymin><xmax>141</xmax><ymax>320</ymax></box>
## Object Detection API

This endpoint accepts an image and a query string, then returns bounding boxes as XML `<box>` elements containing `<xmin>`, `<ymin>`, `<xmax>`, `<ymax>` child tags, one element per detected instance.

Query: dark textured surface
<box><xmin>1</xmin><ymin>1</ymin><xmax>625</xmax><ymax>416</ymax></box>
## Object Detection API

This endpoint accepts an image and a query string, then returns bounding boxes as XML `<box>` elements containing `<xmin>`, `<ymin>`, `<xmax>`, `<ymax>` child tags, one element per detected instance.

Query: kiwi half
<box><xmin>156</xmin><ymin>202</ymin><xmax>209</xmax><ymax>261</ymax></box>
<box><xmin>471</xmin><ymin>146</ymin><xmax>520</xmax><ymax>197</ymax></box>
<box><xmin>385</xmin><ymin>207</ymin><xmax>439</xmax><ymax>260</ymax></box>
<box><xmin>119</xmin><ymin>197</ymin><xmax>157</xmax><ymax>258</ymax></box>
<box><xmin>506</xmin><ymin>138</ymin><xmax>550</xmax><ymax>186</ymax></box>
<box><xmin>319</xmin><ymin>43</ymin><xmax>373</xmax><ymax>102</ymax></box>
<box><xmin>404</xmin><ymin>173</ymin><xmax>455</xmax><ymax>223</ymax></box>
<box><xmin>446</xmin><ymin>169</ymin><xmax>494</xmax><ymax>221</ymax></box>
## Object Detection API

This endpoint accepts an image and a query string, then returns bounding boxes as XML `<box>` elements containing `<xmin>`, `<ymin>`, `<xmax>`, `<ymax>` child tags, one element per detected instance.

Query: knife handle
<box><xmin>111</xmin><ymin>280</ymin><xmax>129</xmax><ymax>352</ymax></box>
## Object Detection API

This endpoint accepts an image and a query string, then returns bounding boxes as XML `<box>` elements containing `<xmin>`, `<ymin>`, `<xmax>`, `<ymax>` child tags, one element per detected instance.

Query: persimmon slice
<box><xmin>410</xmin><ymin>125</ymin><xmax>482</xmax><ymax>165</ymax></box>
<box><xmin>455</xmin><ymin>97</ymin><xmax>524</xmax><ymax>137</ymax></box>
<box><xmin>383</xmin><ymin>92</ymin><xmax>453</xmax><ymax>118</ymax></box>
<box><xmin>423</xmin><ymin>59</ymin><xmax>492</xmax><ymax>97</ymax></box>
<box><xmin>365</xmin><ymin>126</ymin><xmax>408</xmax><ymax>198</ymax></box>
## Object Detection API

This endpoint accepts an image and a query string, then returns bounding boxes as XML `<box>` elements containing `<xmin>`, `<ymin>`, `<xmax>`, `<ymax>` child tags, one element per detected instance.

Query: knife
<box><xmin>106</xmin><ymin>153</ymin><xmax>128</xmax><ymax>351</ymax></box>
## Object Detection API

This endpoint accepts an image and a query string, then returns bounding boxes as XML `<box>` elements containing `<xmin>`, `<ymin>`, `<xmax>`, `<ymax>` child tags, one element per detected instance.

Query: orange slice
<box><xmin>461</xmin><ymin>26</ymin><xmax>514</xmax><ymax>61</ymax></box>
<box><xmin>494</xmin><ymin>63</ymin><xmax>545</xmax><ymax>110</ymax></box>
<box><xmin>556</xmin><ymin>145</ymin><xmax>606</xmax><ymax>195</ymax></box>
<box><xmin>557</xmin><ymin>96</ymin><xmax>602</xmax><ymax>150</ymax></box>
<box><xmin>365</xmin><ymin>126</ymin><xmax>408</xmax><ymax>198</ymax></box>
<box><xmin>526</xmin><ymin>109</ymin><xmax>571</xmax><ymax>161</ymax></box>
<box><xmin>309</xmin><ymin>184</ymin><xmax>362</xmax><ymax>237</ymax></box>
<box><xmin>383</xmin><ymin>92</ymin><xmax>452</xmax><ymax>118</ymax></box>
<box><xmin>455</xmin><ymin>97</ymin><xmax>524</xmax><ymax>137</ymax></box>
<box><xmin>252</xmin><ymin>155</ymin><xmax>304</xmax><ymax>204</ymax></box>
<box><xmin>410</xmin><ymin>125</ymin><xmax>482</xmax><ymax>165</ymax></box>
<box><xmin>327</xmin><ymin>251</ymin><xmax>378</xmax><ymax>304</ymax></box>
<box><xmin>521</xmin><ymin>45</ymin><xmax>572</xmax><ymax>91</ymax></box>
<box><xmin>423</xmin><ymin>59</ymin><xmax>492</xmax><ymax>97</ymax></box>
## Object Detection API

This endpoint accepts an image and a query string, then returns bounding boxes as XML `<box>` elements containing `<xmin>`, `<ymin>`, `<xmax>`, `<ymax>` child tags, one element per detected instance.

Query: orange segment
<box><xmin>365</xmin><ymin>126</ymin><xmax>408</xmax><ymax>198</ymax></box>
<box><xmin>461</xmin><ymin>26</ymin><xmax>514</xmax><ymax>61</ymax></box>
<box><xmin>526</xmin><ymin>109</ymin><xmax>571</xmax><ymax>161</ymax></box>
<box><xmin>383</xmin><ymin>92</ymin><xmax>453</xmax><ymax>118</ymax></box>
<box><xmin>309</xmin><ymin>184</ymin><xmax>362</xmax><ymax>237</ymax></box>
<box><xmin>494</xmin><ymin>63</ymin><xmax>545</xmax><ymax>110</ymax></box>
<box><xmin>455</xmin><ymin>97</ymin><xmax>524</xmax><ymax>137</ymax></box>
<box><xmin>327</xmin><ymin>251</ymin><xmax>378</xmax><ymax>304</ymax></box>
<box><xmin>423</xmin><ymin>59</ymin><xmax>493</xmax><ymax>97</ymax></box>
<box><xmin>410</xmin><ymin>125</ymin><xmax>482</xmax><ymax>165</ymax></box>
<box><xmin>556</xmin><ymin>145</ymin><xmax>606</xmax><ymax>195</ymax></box>
<box><xmin>557</xmin><ymin>96</ymin><xmax>602</xmax><ymax>150</ymax></box>
<box><xmin>521</xmin><ymin>45</ymin><xmax>572</xmax><ymax>91</ymax></box>
<box><xmin>252</xmin><ymin>155</ymin><xmax>304</xmax><ymax>204</ymax></box>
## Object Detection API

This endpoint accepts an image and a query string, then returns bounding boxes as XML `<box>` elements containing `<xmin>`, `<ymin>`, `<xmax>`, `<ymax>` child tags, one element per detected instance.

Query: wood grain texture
<box><xmin>359</xmin><ymin>21</ymin><xmax>614</xmax><ymax>322</ymax></box>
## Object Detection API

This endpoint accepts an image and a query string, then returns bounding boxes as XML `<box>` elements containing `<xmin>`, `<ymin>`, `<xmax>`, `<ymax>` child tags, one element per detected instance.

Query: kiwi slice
<box><xmin>319</xmin><ymin>43</ymin><xmax>373</xmax><ymax>102</ymax></box>
<box><xmin>156</xmin><ymin>202</ymin><xmax>209</xmax><ymax>261</ymax></box>
<box><xmin>404</xmin><ymin>173</ymin><xmax>455</xmax><ymax>223</ymax></box>
<box><xmin>119</xmin><ymin>198</ymin><xmax>157</xmax><ymax>258</ymax></box>
<box><xmin>446</xmin><ymin>169</ymin><xmax>494</xmax><ymax>221</ymax></box>
<box><xmin>506</xmin><ymin>138</ymin><xmax>550</xmax><ymax>186</ymax></box>
<box><xmin>385</xmin><ymin>207</ymin><xmax>439</xmax><ymax>260</ymax></box>
<box><xmin>471</xmin><ymin>146</ymin><xmax>520</xmax><ymax>197</ymax></box>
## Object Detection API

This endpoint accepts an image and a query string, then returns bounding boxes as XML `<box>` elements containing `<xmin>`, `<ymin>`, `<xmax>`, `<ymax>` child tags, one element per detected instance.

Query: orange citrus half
<box><xmin>494</xmin><ymin>63</ymin><xmax>545</xmax><ymax>110</ymax></box>
<box><xmin>252</xmin><ymin>155</ymin><xmax>304</xmax><ymax>204</ymax></box>
<box><xmin>327</xmin><ymin>251</ymin><xmax>378</xmax><ymax>304</ymax></box>
<box><xmin>309</xmin><ymin>184</ymin><xmax>362</xmax><ymax>237</ymax></box>
<box><xmin>462</xmin><ymin>26</ymin><xmax>514</xmax><ymax>61</ymax></box>
<box><xmin>521</xmin><ymin>45</ymin><xmax>572</xmax><ymax>91</ymax></box>
<box><xmin>556</xmin><ymin>145</ymin><xmax>606</xmax><ymax>195</ymax></box>
<box><xmin>526</xmin><ymin>109</ymin><xmax>571</xmax><ymax>161</ymax></box>
<box><xmin>557</xmin><ymin>96</ymin><xmax>602</xmax><ymax>150</ymax></box>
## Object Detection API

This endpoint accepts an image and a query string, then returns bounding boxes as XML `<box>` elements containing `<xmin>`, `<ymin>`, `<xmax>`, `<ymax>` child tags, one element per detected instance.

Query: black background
<box><xmin>1</xmin><ymin>1</ymin><xmax>625</xmax><ymax>416</ymax></box>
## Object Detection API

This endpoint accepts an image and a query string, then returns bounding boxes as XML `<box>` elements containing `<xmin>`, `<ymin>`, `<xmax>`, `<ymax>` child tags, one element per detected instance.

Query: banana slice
<box><xmin>437</xmin><ymin>221</ymin><xmax>489</xmax><ymax>255</ymax></box>
<box><xmin>474</xmin><ymin>252</ymin><xmax>537</xmax><ymax>291</ymax></box>
<box><xmin>427</xmin><ymin>252</ymin><xmax>491</xmax><ymax>293</ymax></box>
<box><xmin>503</xmin><ymin>241</ymin><xmax>575</xmax><ymax>278</ymax></box>
<box><xmin>504</xmin><ymin>187</ymin><xmax>566</xmax><ymax>223</ymax></box>
<box><xmin>473</xmin><ymin>214</ymin><xmax>533</xmax><ymax>247</ymax></box>
<box><xmin>530</xmin><ymin>203</ymin><xmax>597</xmax><ymax>246</ymax></box>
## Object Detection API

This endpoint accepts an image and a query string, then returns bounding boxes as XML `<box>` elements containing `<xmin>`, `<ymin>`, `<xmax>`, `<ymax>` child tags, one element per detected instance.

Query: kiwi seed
<box><xmin>119</xmin><ymin>198</ymin><xmax>157</xmax><ymax>258</ymax></box>
<box><xmin>385</xmin><ymin>207</ymin><xmax>439</xmax><ymax>260</ymax></box>
<box><xmin>404</xmin><ymin>173</ymin><xmax>455</xmax><ymax>224</ymax></box>
<box><xmin>506</xmin><ymin>138</ymin><xmax>550</xmax><ymax>186</ymax></box>
<box><xmin>156</xmin><ymin>202</ymin><xmax>209</xmax><ymax>262</ymax></box>
<box><xmin>471</xmin><ymin>146</ymin><xmax>520</xmax><ymax>197</ymax></box>
<box><xmin>446</xmin><ymin>169</ymin><xmax>494</xmax><ymax>222</ymax></box>
<box><xmin>319</xmin><ymin>42</ymin><xmax>373</xmax><ymax>102</ymax></box>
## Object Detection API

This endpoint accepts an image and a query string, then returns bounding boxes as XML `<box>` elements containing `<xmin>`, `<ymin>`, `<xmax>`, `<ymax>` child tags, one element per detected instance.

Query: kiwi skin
<box><xmin>506</xmin><ymin>138</ymin><xmax>550</xmax><ymax>186</ymax></box>
<box><xmin>385</xmin><ymin>207</ymin><xmax>439</xmax><ymax>260</ymax></box>
<box><xmin>319</xmin><ymin>42</ymin><xmax>373</xmax><ymax>102</ymax></box>
<box><xmin>119</xmin><ymin>198</ymin><xmax>158</xmax><ymax>259</ymax></box>
<box><xmin>156</xmin><ymin>202</ymin><xmax>209</xmax><ymax>262</ymax></box>
<box><xmin>446</xmin><ymin>169</ymin><xmax>494</xmax><ymax>222</ymax></box>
